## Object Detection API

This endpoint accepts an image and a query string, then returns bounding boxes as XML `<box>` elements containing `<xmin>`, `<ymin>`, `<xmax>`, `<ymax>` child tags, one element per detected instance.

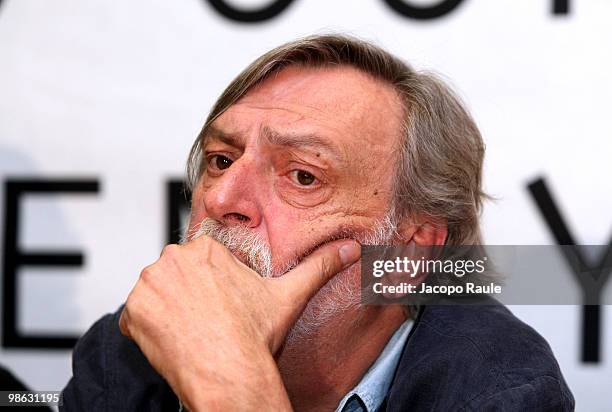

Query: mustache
<box><xmin>182</xmin><ymin>218</ymin><xmax>275</xmax><ymax>277</ymax></box>
<box><xmin>182</xmin><ymin>214</ymin><xmax>399</xmax><ymax>277</ymax></box>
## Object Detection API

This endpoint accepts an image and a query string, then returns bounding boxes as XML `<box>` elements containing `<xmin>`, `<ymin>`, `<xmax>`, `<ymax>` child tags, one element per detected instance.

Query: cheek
<box><xmin>261</xmin><ymin>204</ymin><xmax>303</xmax><ymax>258</ymax></box>
<box><xmin>261</xmin><ymin>203</ymin><xmax>349</xmax><ymax>265</ymax></box>
<box><xmin>261</xmin><ymin>203</ymin><xmax>335</xmax><ymax>268</ymax></box>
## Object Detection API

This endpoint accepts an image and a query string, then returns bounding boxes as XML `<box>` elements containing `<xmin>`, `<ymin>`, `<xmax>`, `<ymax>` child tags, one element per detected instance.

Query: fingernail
<box><xmin>339</xmin><ymin>242</ymin><xmax>361</xmax><ymax>266</ymax></box>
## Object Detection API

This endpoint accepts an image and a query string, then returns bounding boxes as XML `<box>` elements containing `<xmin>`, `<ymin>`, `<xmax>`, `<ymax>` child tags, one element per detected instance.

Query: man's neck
<box><xmin>276</xmin><ymin>305</ymin><xmax>407</xmax><ymax>412</ymax></box>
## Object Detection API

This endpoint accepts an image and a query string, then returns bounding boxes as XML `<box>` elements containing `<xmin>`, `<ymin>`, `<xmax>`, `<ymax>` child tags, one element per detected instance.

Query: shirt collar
<box><xmin>335</xmin><ymin>319</ymin><xmax>414</xmax><ymax>412</ymax></box>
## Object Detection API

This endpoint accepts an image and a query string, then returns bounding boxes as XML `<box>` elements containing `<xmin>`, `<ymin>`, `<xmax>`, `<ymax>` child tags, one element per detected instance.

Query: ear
<box><xmin>397</xmin><ymin>216</ymin><xmax>448</xmax><ymax>246</ymax></box>
<box><xmin>374</xmin><ymin>216</ymin><xmax>447</xmax><ymax>300</ymax></box>
<box><xmin>374</xmin><ymin>217</ymin><xmax>447</xmax><ymax>301</ymax></box>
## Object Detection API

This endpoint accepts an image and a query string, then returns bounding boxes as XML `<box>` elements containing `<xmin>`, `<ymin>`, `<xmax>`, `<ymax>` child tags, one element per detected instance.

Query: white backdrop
<box><xmin>0</xmin><ymin>0</ymin><xmax>611</xmax><ymax>410</ymax></box>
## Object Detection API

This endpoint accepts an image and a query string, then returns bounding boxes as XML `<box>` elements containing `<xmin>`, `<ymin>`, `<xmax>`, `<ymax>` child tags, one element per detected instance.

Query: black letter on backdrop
<box><xmin>205</xmin><ymin>0</ymin><xmax>295</xmax><ymax>23</ymax></box>
<box><xmin>528</xmin><ymin>177</ymin><xmax>611</xmax><ymax>363</ymax></box>
<box><xmin>553</xmin><ymin>0</ymin><xmax>570</xmax><ymax>15</ymax></box>
<box><xmin>2</xmin><ymin>179</ymin><xmax>99</xmax><ymax>349</ymax></box>
<box><xmin>383</xmin><ymin>0</ymin><xmax>465</xmax><ymax>20</ymax></box>
<box><xmin>167</xmin><ymin>180</ymin><xmax>191</xmax><ymax>245</ymax></box>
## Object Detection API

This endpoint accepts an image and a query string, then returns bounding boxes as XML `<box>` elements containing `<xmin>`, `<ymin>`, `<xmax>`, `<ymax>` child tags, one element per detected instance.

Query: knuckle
<box><xmin>203</xmin><ymin>235</ymin><xmax>223</xmax><ymax>252</ymax></box>
<box><xmin>196</xmin><ymin>234</ymin><xmax>214</xmax><ymax>247</ymax></box>
<box><xmin>139</xmin><ymin>265</ymin><xmax>154</xmax><ymax>282</ymax></box>
<box><xmin>124</xmin><ymin>296</ymin><xmax>137</xmax><ymax>318</ymax></box>
<box><xmin>194</xmin><ymin>235</ymin><xmax>219</xmax><ymax>254</ymax></box>
<box><xmin>200</xmin><ymin>236</ymin><xmax>231</xmax><ymax>260</ymax></box>
<box><xmin>125</xmin><ymin>288</ymin><xmax>146</xmax><ymax>319</ymax></box>
<box><xmin>319</xmin><ymin>256</ymin><xmax>332</xmax><ymax>276</ymax></box>
<box><xmin>319</xmin><ymin>251</ymin><xmax>342</xmax><ymax>277</ymax></box>
<box><xmin>161</xmin><ymin>244</ymin><xmax>180</xmax><ymax>258</ymax></box>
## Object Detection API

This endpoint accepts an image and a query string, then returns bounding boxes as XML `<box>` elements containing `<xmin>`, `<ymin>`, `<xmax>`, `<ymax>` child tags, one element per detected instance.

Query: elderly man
<box><xmin>61</xmin><ymin>35</ymin><xmax>574</xmax><ymax>411</ymax></box>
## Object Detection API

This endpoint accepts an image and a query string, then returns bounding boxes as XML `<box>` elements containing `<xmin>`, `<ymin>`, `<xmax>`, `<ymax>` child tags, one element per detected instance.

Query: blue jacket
<box><xmin>61</xmin><ymin>299</ymin><xmax>574</xmax><ymax>411</ymax></box>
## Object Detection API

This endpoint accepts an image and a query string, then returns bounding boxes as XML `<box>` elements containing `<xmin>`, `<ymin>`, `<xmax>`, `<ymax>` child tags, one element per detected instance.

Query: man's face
<box><xmin>188</xmin><ymin>65</ymin><xmax>405</xmax><ymax>276</ymax></box>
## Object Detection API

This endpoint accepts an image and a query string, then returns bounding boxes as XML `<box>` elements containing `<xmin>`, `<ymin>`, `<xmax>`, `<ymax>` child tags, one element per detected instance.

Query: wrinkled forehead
<box><xmin>208</xmin><ymin>65</ymin><xmax>405</xmax><ymax>157</ymax></box>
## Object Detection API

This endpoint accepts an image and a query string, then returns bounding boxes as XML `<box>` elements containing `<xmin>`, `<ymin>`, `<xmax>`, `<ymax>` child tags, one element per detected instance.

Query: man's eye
<box><xmin>210</xmin><ymin>155</ymin><xmax>233</xmax><ymax>170</ymax></box>
<box><xmin>291</xmin><ymin>170</ymin><xmax>317</xmax><ymax>186</ymax></box>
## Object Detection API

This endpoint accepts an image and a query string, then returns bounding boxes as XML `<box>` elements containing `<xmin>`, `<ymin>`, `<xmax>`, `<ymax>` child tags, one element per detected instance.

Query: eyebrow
<box><xmin>260</xmin><ymin>126</ymin><xmax>342</xmax><ymax>160</ymax></box>
<box><xmin>204</xmin><ymin>125</ymin><xmax>344</xmax><ymax>161</ymax></box>
<box><xmin>203</xmin><ymin>125</ymin><xmax>244</xmax><ymax>149</ymax></box>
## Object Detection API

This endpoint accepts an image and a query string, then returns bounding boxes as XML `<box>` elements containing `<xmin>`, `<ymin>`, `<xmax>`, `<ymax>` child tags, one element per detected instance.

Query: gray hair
<box><xmin>186</xmin><ymin>34</ymin><xmax>488</xmax><ymax>245</ymax></box>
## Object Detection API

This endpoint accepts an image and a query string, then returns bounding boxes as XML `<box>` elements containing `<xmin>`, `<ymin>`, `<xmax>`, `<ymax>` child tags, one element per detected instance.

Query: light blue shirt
<box><xmin>335</xmin><ymin>319</ymin><xmax>414</xmax><ymax>412</ymax></box>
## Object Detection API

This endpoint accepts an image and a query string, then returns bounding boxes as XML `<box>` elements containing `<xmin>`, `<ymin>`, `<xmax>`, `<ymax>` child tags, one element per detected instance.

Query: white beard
<box><xmin>183</xmin><ymin>213</ymin><xmax>398</xmax><ymax>343</ymax></box>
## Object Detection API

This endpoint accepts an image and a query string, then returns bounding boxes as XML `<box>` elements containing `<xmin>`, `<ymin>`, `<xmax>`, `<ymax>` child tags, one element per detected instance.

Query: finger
<box><xmin>276</xmin><ymin>239</ymin><xmax>361</xmax><ymax>307</ymax></box>
<box><xmin>182</xmin><ymin>233</ymin><xmax>222</xmax><ymax>249</ymax></box>
<box><xmin>180</xmin><ymin>234</ymin><xmax>233</xmax><ymax>261</ymax></box>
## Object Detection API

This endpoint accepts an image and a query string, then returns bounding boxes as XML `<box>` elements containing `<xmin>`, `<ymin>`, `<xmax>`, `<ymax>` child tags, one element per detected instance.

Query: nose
<box><xmin>202</xmin><ymin>156</ymin><xmax>263</xmax><ymax>228</ymax></box>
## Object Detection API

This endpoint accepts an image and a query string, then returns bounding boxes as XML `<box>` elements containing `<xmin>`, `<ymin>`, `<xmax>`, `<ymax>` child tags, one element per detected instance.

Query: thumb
<box><xmin>275</xmin><ymin>239</ymin><xmax>361</xmax><ymax>310</ymax></box>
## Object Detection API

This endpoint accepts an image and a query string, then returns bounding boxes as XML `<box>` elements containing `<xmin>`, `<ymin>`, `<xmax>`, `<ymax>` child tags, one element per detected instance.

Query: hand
<box><xmin>118</xmin><ymin>235</ymin><xmax>361</xmax><ymax>411</ymax></box>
